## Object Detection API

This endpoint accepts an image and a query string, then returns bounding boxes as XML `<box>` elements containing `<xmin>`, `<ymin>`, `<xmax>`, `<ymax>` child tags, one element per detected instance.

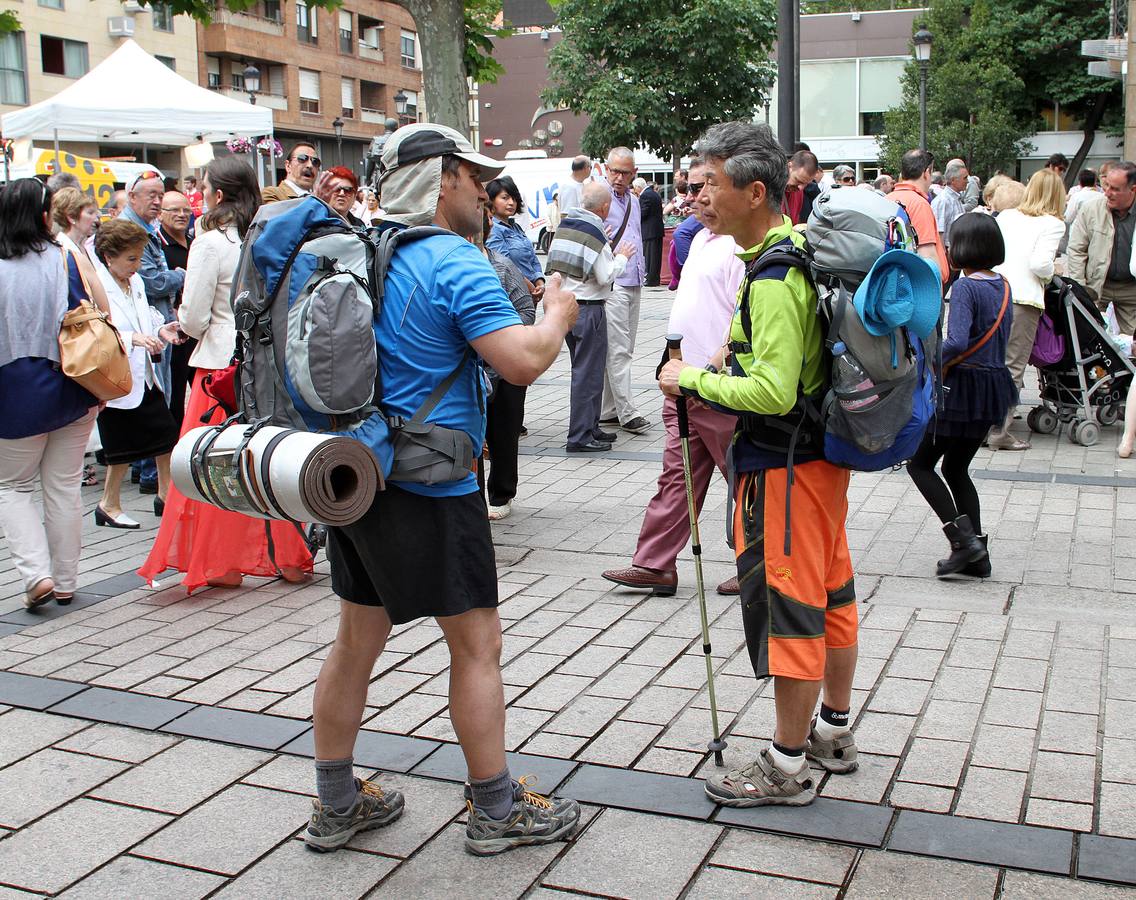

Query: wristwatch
<box><xmin>704</xmin><ymin>363</ymin><xmax>719</xmax><ymax>374</ymax></box>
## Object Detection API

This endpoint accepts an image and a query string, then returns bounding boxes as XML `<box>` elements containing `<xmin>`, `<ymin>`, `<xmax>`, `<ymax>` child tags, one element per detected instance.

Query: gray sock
<box><xmin>469</xmin><ymin>767</ymin><xmax>515</xmax><ymax>821</ymax></box>
<box><xmin>315</xmin><ymin>757</ymin><xmax>358</xmax><ymax>814</ymax></box>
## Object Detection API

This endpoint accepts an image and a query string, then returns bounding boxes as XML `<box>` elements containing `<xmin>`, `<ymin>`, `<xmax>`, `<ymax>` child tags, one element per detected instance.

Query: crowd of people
<box><xmin>2</xmin><ymin>125</ymin><xmax>1134</xmax><ymax>859</ymax></box>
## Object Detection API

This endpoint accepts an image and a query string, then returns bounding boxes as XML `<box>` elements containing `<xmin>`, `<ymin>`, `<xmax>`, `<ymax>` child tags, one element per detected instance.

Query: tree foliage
<box><xmin>877</xmin><ymin>0</ymin><xmax>1120</xmax><ymax>178</ymax></box>
<box><xmin>543</xmin><ymin>0</ymin><xmax>777</xmax><ymax>165</ymax></box>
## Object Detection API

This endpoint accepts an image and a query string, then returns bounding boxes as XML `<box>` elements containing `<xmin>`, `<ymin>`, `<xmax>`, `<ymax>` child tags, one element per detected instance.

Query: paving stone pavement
<box><xmin>1</xmin><ymin>286</ymin><xmax>1135</xmax><ymax>896</ymax></box>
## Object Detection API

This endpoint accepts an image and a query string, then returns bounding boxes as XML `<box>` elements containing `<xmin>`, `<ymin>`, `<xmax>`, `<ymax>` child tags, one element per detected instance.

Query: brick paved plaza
<box><xmin>0</xmin><ymin>286</ymin><xmax>1134</xmax><ymax>897</ymax></box>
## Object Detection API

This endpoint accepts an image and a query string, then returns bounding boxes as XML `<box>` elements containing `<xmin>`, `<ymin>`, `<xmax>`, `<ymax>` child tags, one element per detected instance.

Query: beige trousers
<box><xmin>1005</xmin><ymin>304</ymin><xmax>1042</xmax><ymax>391</ymax></box>
<box><xmin>1099</xmin><ymin>280</ymin><xmax>1136</xmax><ymax>337</ymax></box>
<box><xmin>0</xmin><ymin>409</ymin><xmax>97</xmax><ymax>594</ymax></box>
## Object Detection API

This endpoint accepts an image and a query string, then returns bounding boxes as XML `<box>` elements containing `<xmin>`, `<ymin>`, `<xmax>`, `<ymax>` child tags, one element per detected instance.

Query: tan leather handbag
<box><xmin>57</xmin><ymin>248</ymin><xmax>133</xmax><ymax>401</ymax></box>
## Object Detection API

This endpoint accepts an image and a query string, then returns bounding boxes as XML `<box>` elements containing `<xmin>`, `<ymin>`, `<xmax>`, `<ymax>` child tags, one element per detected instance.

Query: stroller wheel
<box><xmin>1028</xmin><ymin>407</ymin><xmax>1058</xmax><ymax>435</ymax></box>
<box><xmin>1097</xmin><ymin>403</ymin><xmax>1120</xmax><ymax>427</ymax></box>
<box><xmin>1073</xmin><ymin>420</ymin><xmax>1101</xmax><ymax>447</ymax></box>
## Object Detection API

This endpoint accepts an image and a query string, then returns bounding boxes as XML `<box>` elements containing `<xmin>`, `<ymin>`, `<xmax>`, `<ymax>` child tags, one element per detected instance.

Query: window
<box><xmin>38</xmin><ymin>0</ymin><xmax>64</xmax><ymax>9</ymax></box>
<box><xmin>359</xmin><ymin>15</ymin><xmax>383</xmax><ymax>53</ymax></box>
<box><xmin>360</xmin><ymin>79</ymin><xmax>383</xmax><ymax>114</ymax></box>
<box><xmin>0</xmin><ymin>32</ymin><xmax>27</xmax><ymax>105</ymax></box>
<box><xmin>230</xmin><ymin>69</ymin><xmax>244</xmax><ymax>91</ymax></box>
<box><xmin>857</xmin><ymin>58</ymin><xmax>905</xmax><ymax>136</ymax></box>
<box><xmin>262</xmin><ymin>0</ymin><xmax>281</xmax><ymax>22</ymax></box>
<box><xmin>399</xmin><ymin>89</ymin><xmax>418</xmax><ymax>125</ymax></box>
<box><xmin>799</xmin><ymin>60</ymin><xmax>857</xmax><ymax>138</ymax></box>
<box><xmin>338</xmin><ymin>10</ymin><xmax>353</xmax><ymax>54</ymax></box>
<box><xmin>296</xmin><ymin>1</ymin><xmax>317</xmax><ymax>44</ymax></box>
<box><xmin>299</xmin><ymin>68</ymin><xmax>320</xmax><ymax>114</ymax></box>
<box><xmin>268</xmin><ymin>65</ymin><xmax>284</xmax><ymax>98</ymax></box>
<box><xmin>341</xmin><ymin>78</ymin><xmax>354</xmax><ymax>118</ymax></box>
<box><xmin>151</xmin><ymin>2</ymin><xmax>174</xmax><ymax>32</ymax></box>
<box><xmin>40</xmin><ymin>36</ymin><xmax>88</xmax><ymax>78</ymax></box>
<box><xmin>155</xmin><ymin>55</ymin><xmax>175</xmax><ymax>72</ymax></box>
<box><xmin>206</xmin><ymin>55</ymin><xmax>221</xmax><ymax>89</ymax></box>
<box><xmin>400</xmin><ymin>29</ymin><xmax>416</xmax><ymax>68</ymax></box>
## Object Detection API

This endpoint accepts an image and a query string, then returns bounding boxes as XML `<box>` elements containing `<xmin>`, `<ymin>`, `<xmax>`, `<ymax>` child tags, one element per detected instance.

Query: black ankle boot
<box><xmin>936</xmin><ymin>515</ymin><xmax>985</xmax><ymax>577</ymax></box>
<box><xmin>962</xmin><ymin>534</ymin><xmax>991</xmax><ymax>578</ymax></box>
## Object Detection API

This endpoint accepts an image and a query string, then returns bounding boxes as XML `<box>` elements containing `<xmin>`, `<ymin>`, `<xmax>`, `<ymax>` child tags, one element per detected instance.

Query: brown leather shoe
<box><xmin>602</xmin><ymin>566</ymin><xmax>677</xmax><ymax>596</ymax></box>
<box><xmin>716</xmin><ymin>576</ymin><xmax>740</xmax><ymax>596</ymax></box>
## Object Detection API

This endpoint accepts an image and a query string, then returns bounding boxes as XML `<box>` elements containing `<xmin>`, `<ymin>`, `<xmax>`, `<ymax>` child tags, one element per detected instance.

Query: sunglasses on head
<box><xmin>292</xmin><ymin>153</ymin><xmax>321</xmax><ymax>167</ymax></box>
<box><xmin>130</xmin><ymin>170</ymin><xmax>162</xmax><ymax>191</ymax></box>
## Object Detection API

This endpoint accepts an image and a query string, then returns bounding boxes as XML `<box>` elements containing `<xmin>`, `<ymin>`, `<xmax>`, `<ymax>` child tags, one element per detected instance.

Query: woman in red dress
<box><xmin>138</xmin><ymin>158</ymin><xmax>313</xmax><ymax>592</ymax></box>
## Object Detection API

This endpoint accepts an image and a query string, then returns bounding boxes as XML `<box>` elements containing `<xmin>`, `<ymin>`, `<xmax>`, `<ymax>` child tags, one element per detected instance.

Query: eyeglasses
<box><xmin>292</xmin><ymin>153</ymin><xmax>321</xmax><ymax>167</ymax></box>
<box><xmin>608</xmin><ymin>167</ymin><xmax>634</xmax><ymax>178</ymax></box>
<box><xmin>330</xmin><ymin>185</ymin><xmax>354</xmax><ymax>195</ymax></box>
<box><xmin>687</xmin><ymin>182</ymin><xmax>706</xmax><ymax>195</ymax></box>
<box><xmin>161</xmin><ymin>207</ymin><xmax>190</xmax><ymax>214</ymax></box>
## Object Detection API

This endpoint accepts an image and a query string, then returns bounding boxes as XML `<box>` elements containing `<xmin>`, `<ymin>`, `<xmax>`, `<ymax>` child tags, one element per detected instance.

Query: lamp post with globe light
<box><xmin>333</xmin><ymin>116</ymin><xmax>344</xmax><ymax>166</ymax></box>
<box><xmin>914</xmin><ymin>29</ymin><xmax>933</xmax><ymax>152</ymax></box>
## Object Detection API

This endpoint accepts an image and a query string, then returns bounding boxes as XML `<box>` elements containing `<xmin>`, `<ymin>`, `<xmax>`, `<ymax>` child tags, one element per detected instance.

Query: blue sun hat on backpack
<box><xmin>853</xmin><ymin>249</ymin><xmax>942</xmax><ymax>341</ymax></box>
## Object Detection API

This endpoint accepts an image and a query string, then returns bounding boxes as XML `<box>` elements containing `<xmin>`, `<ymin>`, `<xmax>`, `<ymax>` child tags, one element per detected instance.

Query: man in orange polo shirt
<box><xmin>890</xmin><ymin>149</ymin><xmax>949</xmax><ymax>285</ymax></box>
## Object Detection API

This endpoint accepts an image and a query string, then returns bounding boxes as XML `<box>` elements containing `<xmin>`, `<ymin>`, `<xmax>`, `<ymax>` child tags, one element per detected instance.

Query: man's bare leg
<box><xmin>821</xmin><ymin>644</ymin><xmax>857</xmax><ymax>713</ymax></box>
<box><xmin>773</xmin><ymin>676</ymin><xmax>824</xmax><ymax>749</ymax></box>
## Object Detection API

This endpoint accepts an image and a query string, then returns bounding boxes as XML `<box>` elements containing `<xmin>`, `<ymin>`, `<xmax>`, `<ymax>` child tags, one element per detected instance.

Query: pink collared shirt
<box><xmin>667</xmin><ymin>228</ymin><xmax>745</xmax><ymax>368</ymax></box>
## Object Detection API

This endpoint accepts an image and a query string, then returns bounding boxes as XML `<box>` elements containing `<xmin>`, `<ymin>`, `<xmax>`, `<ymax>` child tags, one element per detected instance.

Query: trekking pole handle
<box><xmin>665</xmin><ymin>334</ymin><xmax>691</xmax><ymax>438</ymax></box>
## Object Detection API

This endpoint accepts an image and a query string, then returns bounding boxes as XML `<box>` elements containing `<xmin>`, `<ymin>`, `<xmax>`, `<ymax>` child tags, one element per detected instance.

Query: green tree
<box><xmin>543</xmin><ymin>0</ymin><xmax>777</xmax><ymax>171</ymax></box>
<box><xmin>0</xmin><ymin>0</ymin><xmax>506</xmax><ymax>133</ymax></box>
<box><xmin>877</xmin><ymin>0</ymin><xmax>1120</xmax><ymax>180</ymax></box>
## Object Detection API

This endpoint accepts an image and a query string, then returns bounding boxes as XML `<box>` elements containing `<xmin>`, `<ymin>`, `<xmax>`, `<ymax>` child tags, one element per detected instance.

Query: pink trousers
<box><xmin>632</xmin><ymin>397</ymin><xmax>736</xmax><ymax>572</ymax></box>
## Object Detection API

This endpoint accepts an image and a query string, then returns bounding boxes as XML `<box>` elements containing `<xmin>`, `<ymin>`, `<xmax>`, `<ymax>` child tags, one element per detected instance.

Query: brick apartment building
<box><xmin>197</xmin><ymin>0</ymin><xmax>425</xmax><ymax>179</ymax></box>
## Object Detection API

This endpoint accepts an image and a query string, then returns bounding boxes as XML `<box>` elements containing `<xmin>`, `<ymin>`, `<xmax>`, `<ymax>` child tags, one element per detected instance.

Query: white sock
<box><xmin>767</xmin><ymin>742</ymin><xmax>807</xmax><ymax>774</ymax></box>
<box><xmin>813</xmin><ymin>716</ymin><xmax>851</xmax><ymax>741</ymax></box>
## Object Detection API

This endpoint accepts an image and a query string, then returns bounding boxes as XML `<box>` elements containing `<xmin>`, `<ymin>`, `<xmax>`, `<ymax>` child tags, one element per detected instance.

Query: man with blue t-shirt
<box><xmin>306</xmin><ymin>124</ymin><xmax>583</xmax><ymax>858</ymax></box>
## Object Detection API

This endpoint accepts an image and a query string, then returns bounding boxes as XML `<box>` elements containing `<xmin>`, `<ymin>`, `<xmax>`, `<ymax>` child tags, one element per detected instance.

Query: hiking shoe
<box><xmin>464</xmin><ymin>777</ymin><xmax>581</xmax><ymax>856</ymax></box>
<box><xmin>303</xmin><ymin>779</ymin><xmax>404</xmax><ymax>852</ymax></box>
<box><xmin>806</xmin><ymin>722</ymin><xmax>859</xmax><ymax>774</ymax></box>
<box><xmin>621</xmin><ymin>416</ymin><xmax>651</xmax><ymax>435</ymax></box>
<box><xmin>704</xmin><ymin>750</ymin><xmax>816</xmax><ymax>807</ymax></box>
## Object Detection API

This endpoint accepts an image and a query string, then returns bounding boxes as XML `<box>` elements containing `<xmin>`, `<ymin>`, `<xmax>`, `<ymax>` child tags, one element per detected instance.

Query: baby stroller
<box><xmin>1027</xmin><ymin>275</ymin><xmax>1136</xmax><ymax>447</ymax></box>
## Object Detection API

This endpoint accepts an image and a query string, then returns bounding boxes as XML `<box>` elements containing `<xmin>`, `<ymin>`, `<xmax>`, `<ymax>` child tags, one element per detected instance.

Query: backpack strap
<box><xmin>732</xmin><ymin>243</ymin><xmax>813</xmax><ymax>353</ymax></box>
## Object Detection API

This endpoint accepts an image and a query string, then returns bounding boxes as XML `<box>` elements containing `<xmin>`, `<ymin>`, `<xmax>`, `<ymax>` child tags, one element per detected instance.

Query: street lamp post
<box><xmin>332</xmin><ymin>116</ymin><xmax>344</xmax><ymax>166</ymax></box>
<box><xmin>914</xmin><ymin>29</ymin><xmax>933</xmax><ymax>152</ymax></box>
<box><xmin>394</xmin><ymin>89</ymin><xmax>409</xmax><ymax>124</ymax></box>
<box><xmin>243</xmin><ymin>63</ymin><xmax>263</xmax><ymax>183</ymax></box>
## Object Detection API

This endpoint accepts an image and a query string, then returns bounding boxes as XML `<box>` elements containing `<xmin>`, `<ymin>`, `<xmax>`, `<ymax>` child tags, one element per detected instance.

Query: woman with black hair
<box><xmin>139</xmin><ymin>157</ymin><xmax>313</xmax><ymax>592</ymax></box>
<box><xmin>0</xmin><ymin>178</ymin><xmax>101</xmax><ymax>608</ymax></box>
<box><xmin>485</xmin><ymin>176</ymin><xmax>545</xmax><ymax>303</ymax></box>
<box><xmin>907</xmin><ymin>212</ymin><xmax>1017</xmax><ymax>579</ymax></box>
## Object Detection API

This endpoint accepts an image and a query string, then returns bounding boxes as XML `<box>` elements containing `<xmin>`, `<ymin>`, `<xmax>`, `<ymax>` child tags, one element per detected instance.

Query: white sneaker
<box><xmin>488</xmin><ymin>501</ymin><xmax>512</xmax><ymax>521</ymax></box>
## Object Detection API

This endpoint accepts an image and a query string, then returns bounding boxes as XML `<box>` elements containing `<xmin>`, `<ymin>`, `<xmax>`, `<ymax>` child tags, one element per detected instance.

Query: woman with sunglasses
<box><xmin>139</xmin><ymin>157</ymin><xmax>313</xmax><ymax>593</ymax></box>
<box><xmin>0</xmin><ymin>179</ymin><xmax>101</xmax><ymax>608</ymax></box>
<box><xmin>323</xmin><ymin>166</ymin><xmax>365</xmax><ymax>227</ymax></box>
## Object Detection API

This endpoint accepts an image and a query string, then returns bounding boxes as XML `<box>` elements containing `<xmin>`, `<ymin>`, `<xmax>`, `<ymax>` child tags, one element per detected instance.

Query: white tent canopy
<box><xmin>1</xmin><ymin>39</ymin><xmax>273</xmax><ymax>145</ymax></box>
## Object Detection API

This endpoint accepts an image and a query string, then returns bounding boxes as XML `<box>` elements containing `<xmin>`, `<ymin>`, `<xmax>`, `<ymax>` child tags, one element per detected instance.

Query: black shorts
<box><xmin>326</xmin><ymin>484</ymin><xmax>498</xmax><ymax>625</ymax></box>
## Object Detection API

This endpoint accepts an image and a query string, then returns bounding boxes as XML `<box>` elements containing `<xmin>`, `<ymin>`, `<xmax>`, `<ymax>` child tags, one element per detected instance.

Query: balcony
<box><xmin>361</xmin><ymin>107</ymin><xmax>386</xmax><ymax>124</ymax></box>
<box><xmin>213</xmin><ymin>85</ymin><xmax>288</xmax><ymax>111</ymax></box>
<box><xmin>212</xmin><ymin>8</ymin><xmax>284</xmax><ymax>36</ymax></box>
<box><xmin>359</xmin><ymin>42</ymin><xmax>384</xmax><ymax>62</ymax></box>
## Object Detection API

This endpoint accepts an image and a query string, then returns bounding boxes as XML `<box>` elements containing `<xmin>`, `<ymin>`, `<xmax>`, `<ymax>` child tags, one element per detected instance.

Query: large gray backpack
<box><xmin>805</xmin><ymin>189</ymin><xmax>916</xmax><ymax>292</ymax></box>
<box><xmin>231</xmin><ymin>197</ymin><xmax>477</xmax><ymax>484</ymax></box>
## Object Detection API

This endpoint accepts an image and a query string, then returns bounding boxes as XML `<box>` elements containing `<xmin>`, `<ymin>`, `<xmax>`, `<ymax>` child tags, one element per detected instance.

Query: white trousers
<box><xmin>0</xmin><ymin>409</ymin><xmax>97</xmax><ymax>595</ymax></box>
<box><xmin>601</xmin><ymin>284</ymin><xmax>643</xmax><ymax>423</ymax></box>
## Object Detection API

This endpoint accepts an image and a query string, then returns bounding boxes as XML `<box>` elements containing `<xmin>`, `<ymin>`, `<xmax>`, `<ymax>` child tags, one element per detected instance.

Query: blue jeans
<box><xmin>132</xmin><ymin>458</ymin><xmax>157</xmax><ymax>485</ymax></box>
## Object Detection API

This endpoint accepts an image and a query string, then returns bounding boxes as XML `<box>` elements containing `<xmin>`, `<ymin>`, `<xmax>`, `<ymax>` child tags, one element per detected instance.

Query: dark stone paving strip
<box><xmin>0</xmin><ymin>571</ymin><xmax>150</xmax><ymax>628</ymax></box>
<box><xmin>49</xmin><ymin>686</ymin><xmax>195</xmax><ymax>731</ymax></box>
<box><xmin>1</xmin><ymin>674</ymin><xmax>1131</xmax><ymax>885</ymax></box>
<box><xmin>1078</xmin><ymin>834</ymin><xmax>1136</xmax><ymax>886</ymax></box>
<box><xmin>280</xmin><ymin>727</ymin><xmax>439</xmax><ymax>774</ymax></box>
<box><xmin>0</xmin><ymin>623</ymin><xmax>22</xmax><ymax>638</ymax></box>
<box><xmin>411</xmin><ymin>741</ymin><xmax>578</xmax><ymax>794</ymax></box>
<box><xmin>888</xmin><ymin>809</ymin><xmax>1074</xmax><ymax>876</ymax></box>
<box><xmin>519</xmin><ymin>447</ymin><xmax>666</xmax><ymax>463</ymax></box>
<box><xmin>162</xmin><ymin>705</ymin><xmax>310</xmax><ymax>751</ymax></box>
<box><xmin>715</xmin><ymin>797</ymin><xmax>894</xmax><ymax>849</ymax></box>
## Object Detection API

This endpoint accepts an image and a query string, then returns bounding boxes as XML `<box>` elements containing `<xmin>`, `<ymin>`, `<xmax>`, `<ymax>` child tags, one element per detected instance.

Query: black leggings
<box><xmin>906</xmin><ymin>432</ymin><xmax>985</xmax><ymax>533</ymax></box>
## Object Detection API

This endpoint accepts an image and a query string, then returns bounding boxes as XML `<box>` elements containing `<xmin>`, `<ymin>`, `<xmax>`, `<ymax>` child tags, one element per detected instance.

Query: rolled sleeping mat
<box><xmin>172</xmin><ymin>423</ymin><xmax>382</xmax><ymax>527</ymax></box>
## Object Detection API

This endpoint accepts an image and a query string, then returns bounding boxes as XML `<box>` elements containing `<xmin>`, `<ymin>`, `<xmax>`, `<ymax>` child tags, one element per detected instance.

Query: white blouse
<box><xmin>178</xmin><ymin>224</ymin><xmax>242</xmax><ymax>370</ymax></box>
<box><xmin>96</xmin><ymin>265</ymin><xmax>163</xmax><ymax>410</ymax></box>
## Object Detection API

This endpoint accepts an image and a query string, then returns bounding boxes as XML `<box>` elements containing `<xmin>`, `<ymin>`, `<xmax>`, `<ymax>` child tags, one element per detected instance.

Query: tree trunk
<box><xmin>672</xmin><ymin>141</ymin><xmax>682</xmax><ymax>178</ymax></box>
<box><xmin>1067</xmin><ymin>93</ymin><xmax>1110</xmax><ymax>189</ymax></box>
<box><xmin>395</xmin><ymin>0</ymin><xmax>470</xmax><ymax>135</ymax></box>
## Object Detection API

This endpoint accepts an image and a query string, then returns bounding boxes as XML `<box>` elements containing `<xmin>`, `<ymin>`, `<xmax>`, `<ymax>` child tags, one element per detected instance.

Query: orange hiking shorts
<box><xmin>733</xmin><ymin>460</ymin><xmax>857</xmax><ymax>681</ymax></box>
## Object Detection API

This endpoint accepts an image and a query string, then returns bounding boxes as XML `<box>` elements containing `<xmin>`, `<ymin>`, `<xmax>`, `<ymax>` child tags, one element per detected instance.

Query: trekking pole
<box><xmin>666</xmin><ymin>333</ymin><xmax>727</xmax><ymax>767</ymax></box>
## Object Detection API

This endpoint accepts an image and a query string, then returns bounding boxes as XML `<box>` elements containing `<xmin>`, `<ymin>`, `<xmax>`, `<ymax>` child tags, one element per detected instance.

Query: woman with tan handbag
<box><xmin>0</xmin><ymin>179</ymin><xmax>100</xmax><ymax>609</ymax></box>
<box><xmin>91</xmin><ymin>218</ymin><xmax>184</xmax><ymax>529</ymax></box>
<box><xmin>906</xmin><ymin>213</ymin><xmax>1017</xmax><ymax>580</ymax></box>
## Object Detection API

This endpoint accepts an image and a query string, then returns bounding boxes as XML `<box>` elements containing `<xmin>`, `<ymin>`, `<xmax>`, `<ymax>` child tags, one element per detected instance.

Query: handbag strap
<box><xmin>944</xmin><ymin>278</ymin><xmax>1009</xmax><ymax>372</ymax></box>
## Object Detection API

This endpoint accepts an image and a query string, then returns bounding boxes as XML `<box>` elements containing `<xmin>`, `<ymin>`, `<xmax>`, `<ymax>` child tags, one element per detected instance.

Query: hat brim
<box><xmin>853</xmin><ymin>250</ymin><xmax>942</xmax><ymax>340</ymax></box>
<box><xmin>453</xmin><ymin>150</ymin><xmax>505</xmax><ymax>183</ymax></box>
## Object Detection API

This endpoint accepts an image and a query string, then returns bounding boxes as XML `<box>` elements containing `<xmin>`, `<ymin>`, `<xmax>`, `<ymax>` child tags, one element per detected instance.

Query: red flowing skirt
<box><xmin>137</xmin><ymin>370</ymin><xmax>314</xmax><ymax>594</ymax></box>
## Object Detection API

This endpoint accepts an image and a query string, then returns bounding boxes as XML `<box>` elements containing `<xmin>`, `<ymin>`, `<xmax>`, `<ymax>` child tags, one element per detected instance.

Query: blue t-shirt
<box><xmin>378</xmin><ymin>234</ymin><xmax>522</xmax><ymax>497</ymax></box>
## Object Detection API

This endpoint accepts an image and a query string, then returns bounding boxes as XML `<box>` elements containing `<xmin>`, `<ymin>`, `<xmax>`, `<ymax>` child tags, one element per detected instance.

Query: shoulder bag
<box><xmin>57</xmin><ymin>248</ymin><xmax>133</xmax><ymax>401</ymax></box>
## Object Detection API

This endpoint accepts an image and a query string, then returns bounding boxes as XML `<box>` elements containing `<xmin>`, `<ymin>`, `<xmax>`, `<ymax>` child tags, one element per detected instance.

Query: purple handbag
<box><xmin>1029</xmin><ymin>312</ymin><xmax>1065</xmax><ymax>366</ymax></box>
